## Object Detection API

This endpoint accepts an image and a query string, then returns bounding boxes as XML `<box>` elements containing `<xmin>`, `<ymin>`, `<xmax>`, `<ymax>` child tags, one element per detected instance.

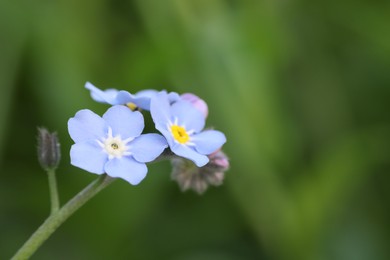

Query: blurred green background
<box><xmin>1</xmin><ymin>0</ymin><xmax>390</xmax><ymax>259</ymax></box>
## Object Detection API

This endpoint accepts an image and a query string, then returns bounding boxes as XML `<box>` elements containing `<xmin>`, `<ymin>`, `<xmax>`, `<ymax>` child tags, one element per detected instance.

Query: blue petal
<box><xmin>171</xmin><ymin>143</ymin><xmax>209</xmax><ymax>167</ymax></box>
<box><xmin>70</xmin><ymin>141</ymin><xmax>107</xmax><ymax>174</ymax></box>
<box><xmin>167</xmin><ymin>92</ymin><xmax>181</xmax><ymax>103</ymax></box>
<box><xmin>85</xmin><ymin>82</ymin><xmax>119</xmax><ymax>104</ymax></box>
<box><xmin>130</xmin><ymin>134</ymin><xmax>168</xmax><ymax>163</ymax></box>
<box><xmin>134</xmin><ymin>90</ymin><xmax>158</xmax><ymax>110</ymax></box>
<box><xmin>115</xmin><ymin>91</ymin><xmax>137</xmax><ymax>105</ymax></box>
<box><xmin>150</xmin><ymin>91</ymin><xmax>172</xmax><ymax>129</ymax></box>
<box><xmin>68</xmin><ymin>109</ymin><xmax>108</xmax><ymax>143</ymax></box>
<box><xmin>133</xmin><ymin>97</ymin><xmax>152</xmax><ymax>110</ymax></box>
<box><xmin>170</xmin><ymin>100</ymin><xmax>205</xmax><ymax>133</ymax></box>
<box><xmin>136</xmin><ymin>89</ymin><xmax>158</xmax><ymax>98</ymax></box>
<box><xmin>102</xmin><ymin>105</ymin><xmax>144</xmax><ymax>139</ymax></box>
<box><xmin>104</xmin><ymin>157</ymin><xmax>147</xmax><ymax>185</ymax></box>
<box><xmin>115</xmin><ymin>90</ymin><xmax>157</xmax><ymax>110</ymax></box>
<box><xmin>155</xmin><ymin>126</ymin><xmax>175</xmax><ymax>147</ymax></box>
<box><xmin>192</xmin><ymin>130</ymin><xmax>226</xmax><ymax>155</ymax></box>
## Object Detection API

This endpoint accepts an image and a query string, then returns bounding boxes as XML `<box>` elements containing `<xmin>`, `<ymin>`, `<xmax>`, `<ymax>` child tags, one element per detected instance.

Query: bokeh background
<box><xmin>1</xmin><ymin>0</ymin><xmax>390</xmax><ymax>259</ymax></box>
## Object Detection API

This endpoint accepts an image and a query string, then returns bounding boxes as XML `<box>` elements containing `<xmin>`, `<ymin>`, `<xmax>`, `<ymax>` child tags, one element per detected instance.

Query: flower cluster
<box><xmin>68</xmin><ymin>82</ymin><xmax>228</xmax><ymax>191</ymax></box>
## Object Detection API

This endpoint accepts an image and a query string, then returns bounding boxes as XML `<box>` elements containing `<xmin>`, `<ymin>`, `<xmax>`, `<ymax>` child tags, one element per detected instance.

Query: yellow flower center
<box><xmin>126</xmin><ymin>102</ymin><xmax>137</xmax><ymax>111</ymax></box>
<box><xmin>171</xmin><ymin>125</ymin><xmax>190</xmax><ymax>144</ymax></box>
<box><xmin>111</xmin><ymin>143</ymin><xmax>119</xmax><ymax>149</ymax></box>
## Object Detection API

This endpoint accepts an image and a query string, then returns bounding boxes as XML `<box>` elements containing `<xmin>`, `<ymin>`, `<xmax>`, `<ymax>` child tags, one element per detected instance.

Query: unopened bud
<box><xmin>181</xmin><ymin>93</ymin><xmax>209</xmax><ymax>118</ymax></box>
<box><xmin>207</xmin><ymin>150</ymin><xmax>230</xmax><ymax>171</ymax></box>
<box><xmin>37</xmin><ymin>128</ymin><xmax>61</xmax><ymax>171</ymax></box>
<box><xmin>171</xmin><ymin>150</ymin><xmax>229</xmax><ymax>194</ymax></box>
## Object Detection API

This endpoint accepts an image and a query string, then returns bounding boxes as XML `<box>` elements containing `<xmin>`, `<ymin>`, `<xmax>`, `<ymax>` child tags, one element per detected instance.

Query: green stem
<box><xmin>11</xmin><ymin>174</ymin><xmax>115</xmax><ymax>260</ymax></box>
<box><xmin>47</xmin><ymin>169</ymin><xmax>60</xmax><ymax>214</ymax></box>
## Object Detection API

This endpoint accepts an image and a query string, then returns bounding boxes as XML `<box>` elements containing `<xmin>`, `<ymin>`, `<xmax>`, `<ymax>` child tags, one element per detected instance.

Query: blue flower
<box><xmin>68</xmin><ymin>105</ymin><xmax>168</xmax><ymax>185</ymax></box>
<box><xmin>85</xmin><ymin>82</ymin><xmax>180</xmax><ymax>110</ymax></box>
<box><xmin>150</xmin><ymin>91</ymin><xmax>226</xmax><ymax>167</ymax></box>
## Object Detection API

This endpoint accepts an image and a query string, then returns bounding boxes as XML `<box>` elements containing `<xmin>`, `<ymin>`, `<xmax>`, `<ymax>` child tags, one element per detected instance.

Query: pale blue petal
<box><xmin>136</xmin><ymin>89</ymin><xmax>158</xmax><ymax>98</ymax></box>
<box><xmin>150</xmin><ymin>91</ymin><xmax>171</xmax><ymax>128</ymax></box>
<box><xmin>68</xmin><ymin>109</ymin><xmax>108</xmax><ymax>143</ymax></box>
<box><xmin>170</xmin><ymin>101</ymin><xmax>205</xmax><ymax>133</ymax></box>
<box><xmin>135</xmin><ymin>89</ymin><xmax>159</xmax><ymax>109</ymax></box>
<box><xmin>130</xmin><ymin>134</ymin><xmax>168</xmax><ymax>163</ymax></box>
<box><xmin>192</xmin><ymin>130</ymin><xmax>226</xmax><ymax>155</ymax></box>
<box><xmin>104</xmin><ymin>157</ymin><xmax>147</xmax><ymax>185</ymax></box>
<box><xmin>132</xmin><ymin>96</ymin><xmax>153</xmax><ymax>110</ymax></box>
<box><xmin>171</xmin><ymin>143</ymin><xmax>209</xmax><ymax>167</ymax></box>
<box><xmin>115</xmin><ymin>91</ymin><xmax>137</xmax><ymax>104</ymax></box>
<box><xmin>70</xmin><ymin>141</ymin><xmax>107</xmax><ymax>174</ymax></box>
<box><xmin>115</xmin><ymin>90</ymin><xmax>156</xmax><ymax>110</ymax></box>
<box><xmin>180</xmin><ymin>93</ymin><xmax>209</xmax><ymax>118</ymax></box>
<box><xmin>155</xmin><ymin>126</ymin><xmax>175</xmax><ymax>147</ymax></box>
<box><xmin>102</xmin><ymin>105</ymin><xmax>144</xmax><ymax>139</ymax></box>
<box><xmin>85</xmin><ymin>82</ymin><xmax>119</xmax><ymax>104</ymax></box>
<box><xmin>167</xmin><ymin>92</ymin><xmax>181</xmax><ymax>103</ymax></box>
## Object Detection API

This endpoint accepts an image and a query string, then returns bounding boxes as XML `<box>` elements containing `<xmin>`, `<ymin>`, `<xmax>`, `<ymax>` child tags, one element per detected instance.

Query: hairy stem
<box><xmin>11</xmin><ymin>174</ymin><xmax>114</xmax><ymax>260</ymax></box>
<box><xmin>47</xmin><ymin>169</ymin><xmax>60</xmax><ymax>214</ymax></box>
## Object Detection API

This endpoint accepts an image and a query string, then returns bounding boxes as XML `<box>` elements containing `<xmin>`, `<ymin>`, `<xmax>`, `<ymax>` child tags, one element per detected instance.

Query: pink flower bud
<box><xmin>208</xmin><ymin>150</ymin><xmax>230</xmax><ymax>171</ymax></box>
<box><xmin>181</xmin><ymin>93</ymin><xmax>209</xmax><ymax>118</ymax></box>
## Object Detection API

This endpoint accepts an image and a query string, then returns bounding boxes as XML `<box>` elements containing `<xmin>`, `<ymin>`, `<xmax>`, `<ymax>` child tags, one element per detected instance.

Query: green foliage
<box><xmin>1</xmin><ymin>0</ymin><xmax>389</xmax><ymax>259</ymax></box>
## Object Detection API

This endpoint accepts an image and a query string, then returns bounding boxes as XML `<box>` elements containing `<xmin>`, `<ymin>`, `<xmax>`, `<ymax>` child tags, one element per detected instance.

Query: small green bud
<box><xmin>37</xmin><ymin>128</ymin><xmax>61</xmax><ymax>171</ymax></box>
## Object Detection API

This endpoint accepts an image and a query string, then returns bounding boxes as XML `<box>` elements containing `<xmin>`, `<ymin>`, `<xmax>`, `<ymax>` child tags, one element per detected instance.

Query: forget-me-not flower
<box><xmin>150</xmin><ymin>91</ymin><xmax>226</xmax><ymax>167</ymax></box>
<box><xmin>68</xmin><ymin>105</ymin><xmax>167</xmax><ymax>185</ymax></box>
<box><xmin>85</xmin><ymin>82</ymin><xmax>180</xmax><ymax>110</ymax></box>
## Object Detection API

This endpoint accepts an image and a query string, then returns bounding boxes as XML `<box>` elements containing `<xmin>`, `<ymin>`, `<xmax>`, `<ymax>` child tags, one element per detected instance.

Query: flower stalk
<box><xmin>11</xmin><ymin>174</ymin><xmax>114</xmax><ymax>260</ymax></box>
<box><xmin>47</xmin><ymin>169</ymin><xmax>60</xmax><ymax>214</ymax></box>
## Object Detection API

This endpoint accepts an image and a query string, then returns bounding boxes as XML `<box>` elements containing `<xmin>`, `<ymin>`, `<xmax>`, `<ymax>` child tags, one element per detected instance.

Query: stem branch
<box><xmin>11</xmin><ymin>174</ymin><xmax>114</xmax><ymax>260</ymax></box>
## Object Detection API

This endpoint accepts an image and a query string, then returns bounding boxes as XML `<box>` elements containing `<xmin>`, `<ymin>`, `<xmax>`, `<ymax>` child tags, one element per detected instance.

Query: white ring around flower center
<box><xmin>97</xmin><ymin>127</ymin><xmax>133</xmax><ymax>159</ymax></box>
